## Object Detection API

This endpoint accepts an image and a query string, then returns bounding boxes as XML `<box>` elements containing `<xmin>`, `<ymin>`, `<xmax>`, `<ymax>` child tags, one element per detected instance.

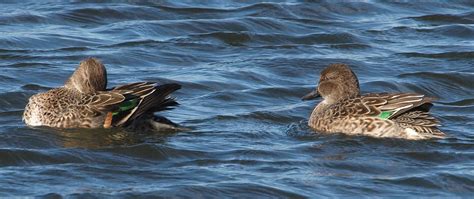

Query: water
<box><xmin>1</xmin><ymin>1</ymin><xmax>473</xmax><ymax>197</ymax></box>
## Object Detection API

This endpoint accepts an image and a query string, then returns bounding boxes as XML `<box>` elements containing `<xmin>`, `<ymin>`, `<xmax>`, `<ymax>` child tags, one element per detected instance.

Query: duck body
<box><xmin>303</xmin><ymin>64</ymin><xmax>445</xmax><ymax>140</ymax></box>
<box><xmin>24</xmin><ymin>87</ymin><xmax>101</xmax><ymax>128</ymax></box>
<box><xmin>308</xmin><ymin>93</ymin><xmax>445</xmax><ymax>140</ymax></box>
<box><xmin>23</xmin><ymin>58</ymin><xmax>181</xmax><ymax>130</ymax></box>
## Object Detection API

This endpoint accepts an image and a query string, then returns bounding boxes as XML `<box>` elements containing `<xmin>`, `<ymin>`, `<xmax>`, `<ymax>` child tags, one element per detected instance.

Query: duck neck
<box><xmin>314</xmin><ymin>98</ymin><xmax>332</xmax><ymax>114</ymax></box>
<box><xmin>310</xmin><ymin>92</ymin><xmax>352</xmax><ymax>118</ymax></box>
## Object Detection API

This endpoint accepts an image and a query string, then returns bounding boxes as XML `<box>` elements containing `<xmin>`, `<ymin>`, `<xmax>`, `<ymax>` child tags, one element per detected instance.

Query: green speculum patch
<box><xmin>113</xmin><ymin>99</ymin><xmax>138</xmax><ymax>116</ymax></box>
<box><xmin>377</xmin><ymin>111</ymin><xmax>393</xmax><ymax>120</ymax></box>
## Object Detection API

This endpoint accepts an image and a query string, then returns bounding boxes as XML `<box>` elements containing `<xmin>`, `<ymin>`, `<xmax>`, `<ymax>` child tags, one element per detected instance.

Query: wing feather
<box><xmin>332</xmin><ymin>93</ymin><xmax>435</xmax><ymax>119</ymax></box>
<box><xmin>360</xmin><ymin>93</ymin><xmax>434</xmax><ymax>119</ymax></box>
<box><xmin>111</xmin><ymin>82</ymin><xmax>181</xmax><ymax>126</ymax></box>
<box><xmin>88</xmin><ymin>92</ymin><xmax>125</xmax><ymax>111</ymax></box>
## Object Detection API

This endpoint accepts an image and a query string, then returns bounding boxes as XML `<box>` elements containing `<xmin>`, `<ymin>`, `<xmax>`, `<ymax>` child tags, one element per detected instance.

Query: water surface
<box><xmin>1</xmin><ymin>1</ymin><xmax>473</xmax><ymax>197</ymax></box>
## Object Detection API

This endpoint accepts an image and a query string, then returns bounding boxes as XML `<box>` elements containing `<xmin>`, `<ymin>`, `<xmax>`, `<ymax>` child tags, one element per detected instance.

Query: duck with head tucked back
<box><xmin>302</xmin><ymin>63</ymin><xmax>446</xmax><ymax>140</ymax></box>
<box><xmin>23</xmin><ymin>58</ymin><xmax>182</xmax><ymax>131</ymax></box>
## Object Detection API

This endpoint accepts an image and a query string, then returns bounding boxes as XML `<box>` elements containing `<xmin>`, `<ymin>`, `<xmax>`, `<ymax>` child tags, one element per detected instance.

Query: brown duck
<box><xmin>23</xmin><ymin>58</ymin><xmax>181</xmax><ymax>131</ymax></box>
<box><xmin>302</xmin><ymin>63</ymin><xmax>445</xmax><ymax>140</ymax></box>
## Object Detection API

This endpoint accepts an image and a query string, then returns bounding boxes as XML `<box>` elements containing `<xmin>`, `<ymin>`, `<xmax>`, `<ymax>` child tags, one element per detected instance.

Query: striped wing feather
<box><xmin>360</xmin><ymin>93</ymin><xmax>434</xmax><ymax>119</ymax></box>
<box><xmin>112</xmin><ymin>82</ymin><xmax>181</xmax><ymax>126</ymax></box>
<box><xmin>113</xmin><ymin>82</ymin><xmax>156</xmax><ymax>96</ymax></box>
<box><xmin>88</xmin><ymin>92</ymin><xmax>125</xmax><ymax>111</ymax></box>
<box><xmin>83</xmin><ymin>82</ymin><xmax>181</xmax><ymax>127</ymax></box>
<box><xmin>394</xmin><ymin>111</ymin><xmax>445</xmax><ymax>137</ymax></box>
<box><xmin>360</xmin><ymin>93</ymin><xmax>444</xmax><ymax>137</ymax></box>
<box><xmin>330</xmin><ymin>93</ymin><xmax>434</xmax><ymax>119</ymax></box>
<box><xmin>332</xmin><ymin>93</ymin><xmax>444</xmax><ymax>137</ymax></box>
<box><xmin>125</xmin><ymin>83</ymin><xmax>181</xmax><ymax>121</ymax></box>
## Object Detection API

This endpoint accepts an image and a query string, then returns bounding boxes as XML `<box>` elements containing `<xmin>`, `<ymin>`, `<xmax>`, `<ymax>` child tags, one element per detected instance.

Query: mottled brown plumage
<box><xmin>23</xmin><ymin>58</ymin><xmax>181</xmax><ymax>131</ymax></box>
<box><xmin>302</xmin><ymin>63</ymin><xmax>445</xmax><ymax>140</ymax></box>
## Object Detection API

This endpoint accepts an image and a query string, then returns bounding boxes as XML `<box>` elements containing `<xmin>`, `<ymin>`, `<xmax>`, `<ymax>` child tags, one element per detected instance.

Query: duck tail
<box><xmin>112</xmin><ymin>82</ymin><xmax>181</xmax><ymax>127</ymax></box>
<box><xmin>395</xmin><ymin>111</ymin><xmax>446</xmax><ymax>139</ymax></box>
<box><xmin>129</xmin><ymin>83</ymin><xmax>181</xmax><ymax>121</ymax></box>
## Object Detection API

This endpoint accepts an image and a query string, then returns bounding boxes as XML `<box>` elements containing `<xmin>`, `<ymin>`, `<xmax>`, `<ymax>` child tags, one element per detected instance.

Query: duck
<box><xmin>23</xmin><ymin>58</ymin><xmax>182</xmax><ymax>131</ymax></box>
<box><xmin>301</xmin><ymin>63</ymin><xmax>445</xmax><ymax>140</ymax></box>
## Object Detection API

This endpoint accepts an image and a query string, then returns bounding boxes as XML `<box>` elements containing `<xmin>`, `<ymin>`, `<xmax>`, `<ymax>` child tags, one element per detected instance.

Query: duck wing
<box><xmin>333</xmin><ymin>93</ymin><xmax>433</xmax><ymax>119</ymax></box>
<box><xmin>85</xmin><ymin>82</ymin><xmax>180</xmax><ymax>128</ymax></box>
<box><xmin>361</xmin><ymin>93</ymin><xmax>434</xmax><ymax>119</ymax></box>
<box><xmin>88</xmin><ymin>91</ymin><xmax>126</xmax><ymax>111</ymax></box>
<box><xmin>110</xmin><ymin>82</ymin><xmax>181</xmax><ymax>127</ymax></box>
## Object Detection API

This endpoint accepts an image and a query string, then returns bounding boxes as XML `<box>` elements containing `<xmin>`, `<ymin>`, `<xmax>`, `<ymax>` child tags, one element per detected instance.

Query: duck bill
<box><xmin>301</xmin><ymin>89</ymin><xmax>320</xmax><ymax>101</ymax></box>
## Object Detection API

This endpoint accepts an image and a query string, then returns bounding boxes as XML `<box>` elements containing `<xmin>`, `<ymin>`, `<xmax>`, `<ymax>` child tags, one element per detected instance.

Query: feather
<box><xmin>112</xmin><ymin>82</ymin><xmax>181</xmax><ymax>126</ymax></box>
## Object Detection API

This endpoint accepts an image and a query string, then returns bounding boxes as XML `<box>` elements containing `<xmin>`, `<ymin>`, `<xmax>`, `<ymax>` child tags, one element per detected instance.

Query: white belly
<box><xmin>404</xmin><ymin>128</ymin><xmax>424</xmax><ymax>140</ymax></box>
<box><xmin>24</xmin><ymin>106</ymin><xmax>44</xmax><ymax>126</ymax></box>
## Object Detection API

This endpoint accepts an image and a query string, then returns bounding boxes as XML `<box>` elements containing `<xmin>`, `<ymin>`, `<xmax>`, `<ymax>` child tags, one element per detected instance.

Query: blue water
<box><xmin>1</xmin><ymin>1</ymin><xmax>473</xmax><ymax>197</ymax></box>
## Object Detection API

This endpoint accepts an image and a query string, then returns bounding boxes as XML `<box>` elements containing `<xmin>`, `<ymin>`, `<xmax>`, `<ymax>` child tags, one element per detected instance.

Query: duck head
<box><xmin>302</xmin><ymin>63</ymin><xmax>360</xmax><ymax>104</ymax></box>
<box><xmin>64</xmin><ymin>58</ymin><xmax>107</xmax><ymax>93</ymax></box>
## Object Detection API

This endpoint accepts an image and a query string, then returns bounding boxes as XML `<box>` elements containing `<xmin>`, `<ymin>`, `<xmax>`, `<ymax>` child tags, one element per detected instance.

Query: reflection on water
<box><xmin>52</xmin><ymin>127</ymin><xmax>181</xmax><ymax>149</ymax></box>
<box><xmin>55</xmin><ymin>128</ymin><xmax>143</xmax><ymax>149</ymax></box>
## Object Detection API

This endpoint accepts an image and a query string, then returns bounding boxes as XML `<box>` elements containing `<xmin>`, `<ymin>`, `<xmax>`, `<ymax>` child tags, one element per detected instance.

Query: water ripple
<box><xmin>0</xmin><ymin>1</ymin><xmax>473</xmax><ymax>198</ymax></box>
